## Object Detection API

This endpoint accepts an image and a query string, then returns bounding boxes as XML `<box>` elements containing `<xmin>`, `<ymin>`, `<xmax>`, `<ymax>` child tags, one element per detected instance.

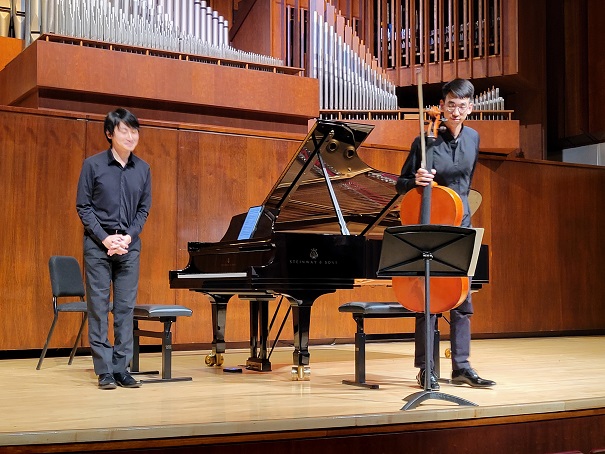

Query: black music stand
<box><xmin>378</xmin><ymin>224</ymin><xmax>479</xmax><ymax>410</ymax></box>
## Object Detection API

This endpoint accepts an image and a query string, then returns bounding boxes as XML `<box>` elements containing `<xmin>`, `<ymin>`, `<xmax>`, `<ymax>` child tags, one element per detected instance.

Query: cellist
<box><xmin>396</xmin><ymin>78</ymin><xmax>496</xmax><ymax>390</ymax></box>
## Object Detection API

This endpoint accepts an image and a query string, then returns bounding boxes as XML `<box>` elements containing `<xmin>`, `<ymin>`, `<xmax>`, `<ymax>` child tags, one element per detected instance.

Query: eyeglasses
<box><xmin>444</xmin><ymin>103</ymin><xmax>470</xmax><ymax>113</ymax></box>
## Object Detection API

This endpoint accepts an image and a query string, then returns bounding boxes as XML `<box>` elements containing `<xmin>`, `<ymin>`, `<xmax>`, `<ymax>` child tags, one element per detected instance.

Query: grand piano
<box><xmin>169</xmin><ymin>119</ymin><xmax>488</xmax><ymax>379</ymax></box>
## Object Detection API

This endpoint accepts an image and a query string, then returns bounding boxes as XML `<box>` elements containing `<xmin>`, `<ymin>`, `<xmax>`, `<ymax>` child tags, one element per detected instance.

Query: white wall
<box><xmin>562</xmin><ymin>143</ymin><xmax>605</xmax><ymax>166</ymax></box>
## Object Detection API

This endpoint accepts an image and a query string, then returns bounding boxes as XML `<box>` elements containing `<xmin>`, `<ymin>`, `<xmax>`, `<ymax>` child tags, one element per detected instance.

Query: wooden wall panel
<box><xmin>230</xmin><ymin>1</ymin><xmax>272</xmax><ymax>57</ymax></box>
<box><xmin>0</xmin><ymin>110</ymin><xmax>86</xmax><ymax>350</ymax></box>
<box><xmin>0</xmin><ymin>39</ymin><xmax>318</xmax><ymax>134</ymax></box>
<box><xmin>486</xmin><ymin>158</ymin><xmax>605</xmax><ymax>333</ymax></box>
<box><xmin>92</xmin><ymin>122</ymin><xmax>181</xmax><ymax>302</ymax></box>
<box><xmin>485</xmin><ymin>159</ymin><xmax>563</xmax><ymax>332</ymax></box>
<box><xmin>173</xmin><ymin>128</ymin><xmax>301</xmax><ymax>344</ymax></box>
<box><xmin>457</xmin><ymin>158</ymin><xmax>495</xmax><ymax>335</ymax></box>
<box><xmin>132</xmin><ymin>124</ymin><xmax>181</xmax><ymax>341</ymax></box>
<box><xmin>349</xmin><ymin>119</ymin><xmax>520</xmax><ymax>155</ymax></box>
<box><xmin>0</xmin><ymin>37</ymin><xmax>23</xmax><ymax>71</ymax></box>
<box><xmin>588</xmin><ymin>0</ymin><xmax>605</xmax><ymax>140</ymax></box>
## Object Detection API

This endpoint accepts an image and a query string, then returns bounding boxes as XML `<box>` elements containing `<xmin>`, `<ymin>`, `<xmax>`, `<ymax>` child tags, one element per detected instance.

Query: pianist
<box><xmin>76</xmin><ymin>108</ymin><xmax>152</xmax><ymax>390</ymax></box>
<box><xmin>396</xmin><ymin>78</ymin><xmax>496</xmax><ymax>390</ymax></box>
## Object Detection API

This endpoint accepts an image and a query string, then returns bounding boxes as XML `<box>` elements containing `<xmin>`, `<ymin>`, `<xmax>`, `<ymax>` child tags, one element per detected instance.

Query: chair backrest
<box><xmin>48</xmin><ymin>256</ymin><xmax>86</xmax><ymax>298</ymax></box>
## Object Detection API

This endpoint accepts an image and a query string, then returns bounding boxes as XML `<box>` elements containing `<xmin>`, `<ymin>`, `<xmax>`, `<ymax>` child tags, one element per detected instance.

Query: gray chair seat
<box><xmin>56</xmin><ymin>302</ymin><xmax>88</xmax><ymax>312</ymax></box>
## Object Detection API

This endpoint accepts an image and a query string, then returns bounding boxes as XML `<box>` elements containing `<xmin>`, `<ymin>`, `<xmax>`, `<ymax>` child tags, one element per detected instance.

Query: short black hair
<box><xmin>104</xmin><ymin>108</ymin><xmax>140</xmax><ymax>144</ymax></box>
<box><xmin>442</xmin><ymin>78</ymin><xmax>475</xmax><ymax>101</ymax></box>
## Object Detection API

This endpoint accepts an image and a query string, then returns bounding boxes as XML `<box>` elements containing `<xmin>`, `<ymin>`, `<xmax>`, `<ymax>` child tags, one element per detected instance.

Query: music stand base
<box><xmin>140</xmin><ymin>376</ymin><xmax>193</xmax><ymax>384</ymax></box>
<box><xmin>401</xmin><ymin>390</ymin><xmax>477</xmax><ymax>411</ymax></box>
<box><xmin>342</xmin><ymin>379</ymin><xmax>380</xmax><ymax>389</ymax></box>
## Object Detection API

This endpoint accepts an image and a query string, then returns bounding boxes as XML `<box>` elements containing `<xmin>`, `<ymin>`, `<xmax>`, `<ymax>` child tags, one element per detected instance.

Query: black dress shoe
<box><xmin>98</xmin><ymin>373</ymin><xmax>117</xmax><ymax>390</ymax></box>
<box><xmin>416</xmin><ymin>369</ymin><xmax>440</xmax><ymax>390</ymax></box>
<box><xmin>451</xmin><ymin>368</ymin><xmax>496</xmax><ymax>388</ymax></box>
<box><xmin>114</xmin><ymin>372</ymin><xmax>142</xmax><ymax>388</ymax></box>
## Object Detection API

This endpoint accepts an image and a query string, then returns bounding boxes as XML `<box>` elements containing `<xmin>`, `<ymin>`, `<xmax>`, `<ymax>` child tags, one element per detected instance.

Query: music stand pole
<box><xmin>400</xmin><ymin>249</ymin><xmax>477</xmax><ymax>410</ymax></box>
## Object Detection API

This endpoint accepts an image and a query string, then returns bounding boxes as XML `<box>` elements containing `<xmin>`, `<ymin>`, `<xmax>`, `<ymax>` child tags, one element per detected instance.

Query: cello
<box><xmin>392</xmin><ymin>87</ymin><xmax>469</xmax><ymax>314</ymax></box>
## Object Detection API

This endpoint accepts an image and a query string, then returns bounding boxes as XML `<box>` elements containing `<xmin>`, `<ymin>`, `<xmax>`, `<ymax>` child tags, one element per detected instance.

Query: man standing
<box><xmin>396</xmin><ymin>79</ymin><xmax>495</xmax><ymax>390</ymax></box>
<box><xmin>76</xmin><ymin>108</ymin><xmax>152</xmax><ymax>389</ymax></box>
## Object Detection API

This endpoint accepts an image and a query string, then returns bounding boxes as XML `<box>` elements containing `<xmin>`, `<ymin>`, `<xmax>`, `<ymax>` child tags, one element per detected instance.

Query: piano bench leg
<box><xmin>131</xmin><ymin>316</ymin><xmax>192</xmax><ymax>383</ymax></box>
<box><xmin>342</xmin><ymin>315</ymin><xmax>380</xmax><ymax>389</ymax></box>
<box><xmin>339</xmin><ymin>304</ymin><xmax>443</xmax><ymax>389</ymax></box>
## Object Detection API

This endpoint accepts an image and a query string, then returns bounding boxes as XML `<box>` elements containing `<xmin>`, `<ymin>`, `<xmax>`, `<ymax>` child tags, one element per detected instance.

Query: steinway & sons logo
<box><xmin>289</xmin><ymin>248</ymin><xmax>338</xmax><ymax>266</ymax></box>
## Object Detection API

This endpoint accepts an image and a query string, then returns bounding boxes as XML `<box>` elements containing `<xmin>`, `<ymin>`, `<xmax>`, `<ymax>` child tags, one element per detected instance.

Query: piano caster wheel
<box><xmin>291</xmin><ymin>365</ymin><xmax>311</xmax><ymax>381</ymax></box>
<box><xmin>205</xmin><ymin>353</ymin><xmax>224</xmax><ymax>367</ymax></box>
<box><xmin>445</xmin><ymin>348</ymin><xmax>451</xmax><ymax>359</ymax></box>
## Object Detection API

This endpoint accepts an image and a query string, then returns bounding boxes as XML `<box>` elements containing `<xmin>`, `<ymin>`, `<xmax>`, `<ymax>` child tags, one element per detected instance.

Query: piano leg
<box><xmin>290</xmin><ymin>301</ymin><xmax>312</xmax><ymax>381</ymax></box>
<box><xmin>204</xmin><ymin>294</ymin><xmax>229</xmax><ymax>367</ymax></box>
<box><xmin>246</xmin><ymin>299</ymin><xmax>272</xmax><ymax>372</ymax></box>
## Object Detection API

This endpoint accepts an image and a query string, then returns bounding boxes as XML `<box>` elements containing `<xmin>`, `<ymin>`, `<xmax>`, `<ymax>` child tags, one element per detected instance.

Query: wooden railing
<box><xmin>320</xmin><ymin>108</ymin><xmax>513</xmax><ymax>121</ymax></box>
<box><xmin>39</xmin><ymin>33</ymin><xmax>301</xmax><ymax>75</ymax></box>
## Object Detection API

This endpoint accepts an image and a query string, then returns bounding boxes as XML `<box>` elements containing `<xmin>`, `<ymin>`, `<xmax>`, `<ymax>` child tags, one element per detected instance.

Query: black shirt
<box><xmin>396</xmin><ymin>125</ymin><xmax>479</xmax><ymax>227</ymax></box>
<box><xmin>76</xmin><ymin>149</ymin><xmax>152</xmax><ymax>243</ymax></box>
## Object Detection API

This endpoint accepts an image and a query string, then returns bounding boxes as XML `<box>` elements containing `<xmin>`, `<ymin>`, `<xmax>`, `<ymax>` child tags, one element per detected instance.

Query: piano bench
<box><xmin>131</xmin><ymin>305</ymin><xmax>193</xmax><ymax>383</ymax></box>
<box><xmin>338</xmin><ymin>302</ymin><xmax>441</xmax><ymax>389</ymax></box>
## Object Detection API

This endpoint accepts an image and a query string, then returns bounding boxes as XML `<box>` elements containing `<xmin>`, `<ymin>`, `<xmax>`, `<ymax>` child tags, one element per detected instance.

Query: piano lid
<box><xmin>259</xmin><ymin>119</ymin><xmax>401</xmax><ymax>237</ymax></box>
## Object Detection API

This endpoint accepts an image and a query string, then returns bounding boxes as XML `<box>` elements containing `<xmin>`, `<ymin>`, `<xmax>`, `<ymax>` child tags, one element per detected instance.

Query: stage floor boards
<box><xmin>1</xmin><ymin>336</ymin><xmax>605</xmax><ymax>449</ymax></box>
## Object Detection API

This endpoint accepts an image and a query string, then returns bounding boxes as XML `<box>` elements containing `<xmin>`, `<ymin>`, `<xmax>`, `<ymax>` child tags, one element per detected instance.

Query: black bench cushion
<box><xmin>338</xmin><ymin>302</ymin><xmax>415</xmax><ymax>315</ymax></box>
<box><xmin>134</xmin><ymin>305</ymin><xmax>193</xmax><ymax>318</ymax></box>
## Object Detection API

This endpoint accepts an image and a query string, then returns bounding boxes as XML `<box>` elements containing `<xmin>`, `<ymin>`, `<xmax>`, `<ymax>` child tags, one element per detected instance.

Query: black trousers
<box><xmin>414</xmin><ymin>291</ymin><xmax>473</xmax><ymax>372</ymax></box>
<box><xmin>83</xmin><ymin>235</ymin><xmax>141</xmax><ymax>375</ymax></box>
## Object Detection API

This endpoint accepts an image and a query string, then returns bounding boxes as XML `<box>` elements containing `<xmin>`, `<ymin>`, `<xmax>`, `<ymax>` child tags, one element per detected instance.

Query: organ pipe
<box><xmin>307</xmin><ymin>0</ymin><xmax>398</xmax><ymax>112</ymax></box>
<box><xmin>15</xmin><ymin>0</ymin><xmax>283</xmax><ymax>67</ymax></box>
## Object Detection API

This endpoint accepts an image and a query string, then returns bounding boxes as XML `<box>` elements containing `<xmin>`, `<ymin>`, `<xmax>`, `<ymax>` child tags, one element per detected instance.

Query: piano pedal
<box><xmin>205</xmin><ymin>353</ymin><xmax>224</xmax><ymax>367</ymax></box>
<box><xmin>291</xmin><ymin>365</ymin><xmax>311</xmax><ymax>381</ymax></box>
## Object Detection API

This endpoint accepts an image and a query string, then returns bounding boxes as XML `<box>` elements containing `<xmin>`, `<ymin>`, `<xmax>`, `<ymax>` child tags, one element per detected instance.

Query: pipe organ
<box><xmin>0</xmin><ymin>0</ymin><xmax>10</xmax><ymax>37</ymax></box>
<box><xmin>9</xmin><ymin>0</ymin><xmax>283</xmax><ymax>67</ymax></box>
<box><xmin>0</xmin><ymin>0</ymin><xmax>25</xmax><ymax>39</ymax></box>
<box><xmin>297</xmin><ymin>0</ymin><xmax>398</xmax><ymax>113</ymax></box>
<box><xmin>372</xmin><ymin>0</ymin><xmax>502</xmax><ymax>70</ymax></box>
<box><xmin>2</xmin><ymin>0</ymin><xmax>513</xmax><ymax>119</ymax></box>
<box><xmin>379</xmin><ymin>0</ymin><xmax>504</xmax><ymax>84</ymax></box>
<box><xmin>468</xmin><ymin>86</ymin><xmax>507</xmax><ymax>120</ymax></box>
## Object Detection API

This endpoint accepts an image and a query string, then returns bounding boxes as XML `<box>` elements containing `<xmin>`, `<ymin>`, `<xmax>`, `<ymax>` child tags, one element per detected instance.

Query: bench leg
<box><xmin>131</xmin><ymin>319</ymin><xmax>141</xmax><ymax>373</ymax></box>
<box><xmin>342</xmin><ymin>315</ymin><xmax>380</xmax><ymax>389</ymax></box>
<box><xmin>434</xmin><ymin>326</ymin><xmax>440</xmax><ymax>379</ymax></box>
<box><xmin>161</xmin><ymin>320</ymin><xmax>173</xmax><ymax>379</ymax></box>
<box><xmin>148</xmin><ymin>318</ymin><xmax>191</xmax><ymax>383</ymax></box>
<box><xmin>131</xmin><ymin>317</ymin><xmax>191</xmax><ymax>383</ymax></box>
<box><xmin>131</xmin><ymin>320</ymin><xmax>160</xmax><ymax>376</ymax></box>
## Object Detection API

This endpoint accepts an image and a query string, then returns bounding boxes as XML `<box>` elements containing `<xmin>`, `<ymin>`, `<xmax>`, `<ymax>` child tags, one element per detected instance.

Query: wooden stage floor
<box><xmin>1</xmin><ymin>336</ymin><xmax>605</xmax><ymax>452</ymax></box>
